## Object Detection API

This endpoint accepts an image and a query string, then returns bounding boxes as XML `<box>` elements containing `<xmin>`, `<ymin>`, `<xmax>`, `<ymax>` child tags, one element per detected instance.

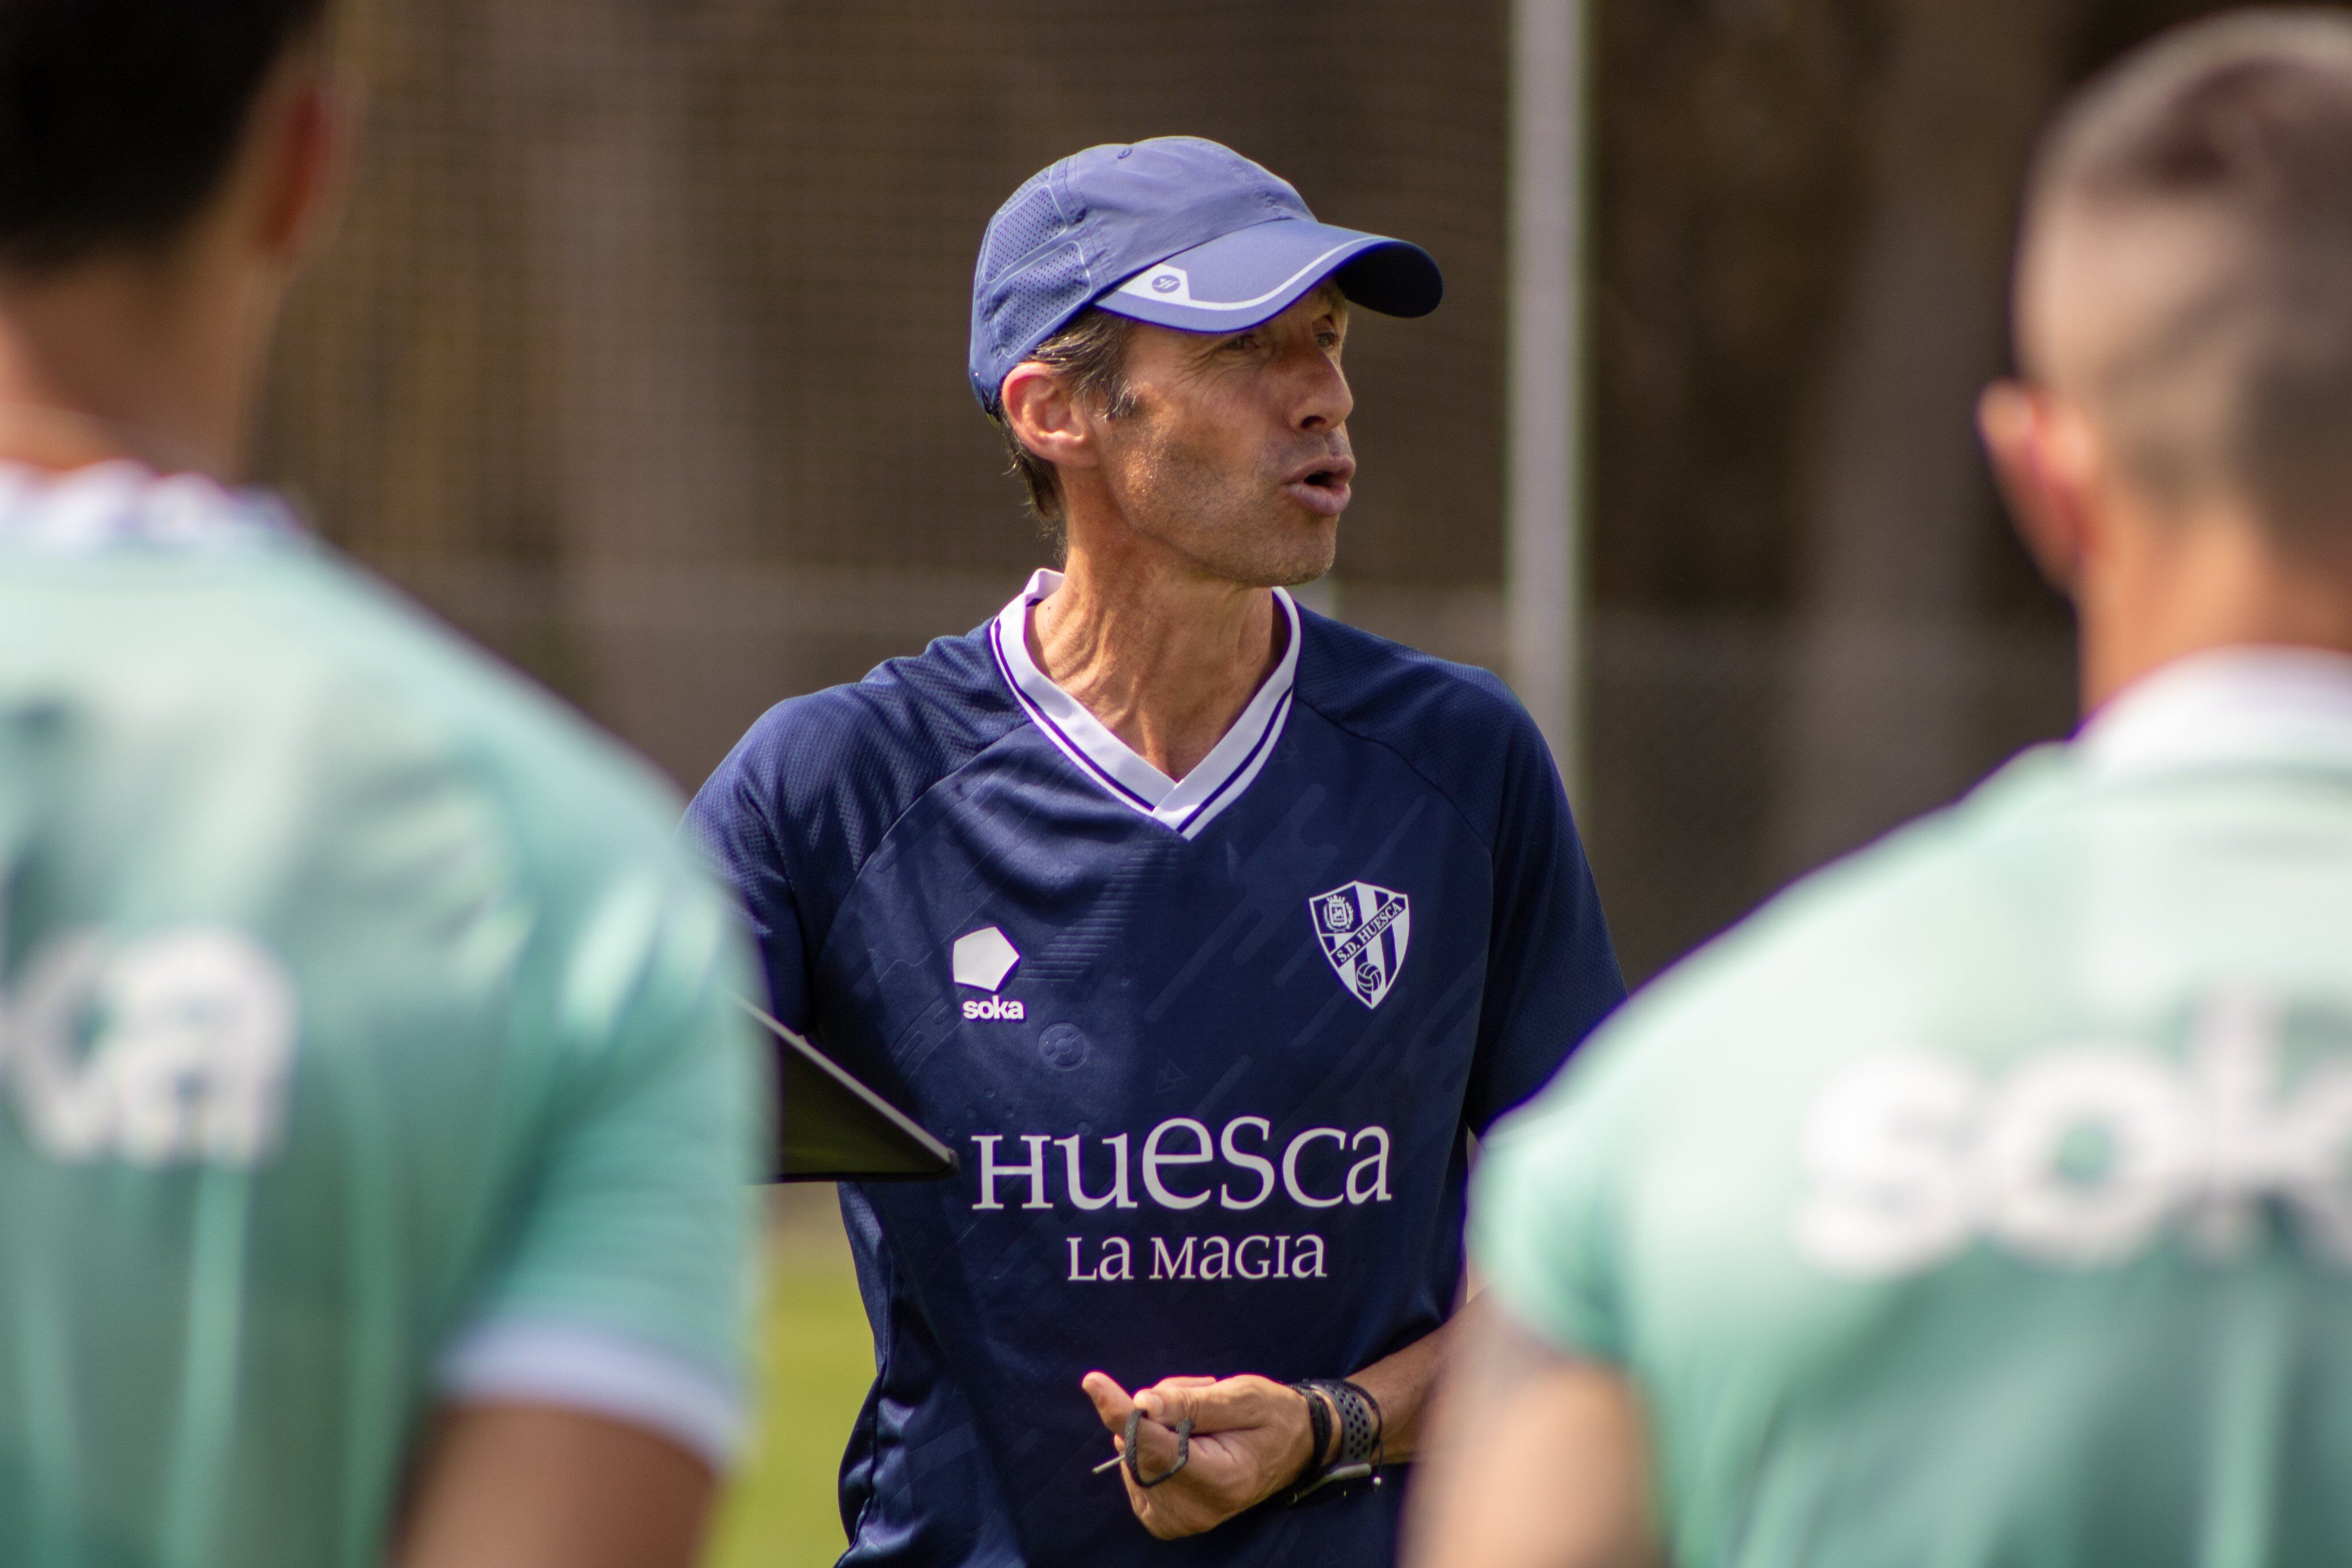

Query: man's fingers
<box><xmin>1137</xmin><ymin>1383</ymin><xmax>1205</xmax><ymax>1433</ymax></box>
<box><xmin>1139</xmin><ymin>1373</ymin><xmax>1289</xmax><ymax>1434</ymax></box>
<box><xmin>1129</xmin><ymin>1413</ymin><xmax>1188</xmax><ymax>1476</ymax></box>
<box><xmin>1082</xmin><ymin>1372</ymin><xmax>1185</xmax><ymax>1481</ymax></box>
<box><xmin>1082</xmin><ymin>1370</ymin><xmax>1135</xmax><ymax>1435</ymax></box>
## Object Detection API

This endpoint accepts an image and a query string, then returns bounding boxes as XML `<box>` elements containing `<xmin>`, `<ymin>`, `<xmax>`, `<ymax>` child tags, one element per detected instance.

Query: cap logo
<box><xmin>1121</xmin><ymin>264</ymin><xmax>1194</xmax><ymax>305</ymax></box>
<box><xmin>1111</xmin><ymin>240</ymin><xmax>1364</xmax><ymax>316</ymax></box>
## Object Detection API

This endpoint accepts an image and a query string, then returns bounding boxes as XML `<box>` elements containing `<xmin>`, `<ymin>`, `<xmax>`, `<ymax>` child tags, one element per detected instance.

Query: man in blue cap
<box><xmin>690</xmin><ymin>137</ymin><xmax>1623</xmax><ymax>1563</ymax></box>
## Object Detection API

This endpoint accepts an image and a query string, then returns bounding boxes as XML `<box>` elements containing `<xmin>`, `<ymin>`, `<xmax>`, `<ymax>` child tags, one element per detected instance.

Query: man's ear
<box><xmin>253</xmin><ymin>56</ymin><xmax>345</xmax><ymax>269</ymax></box>
<box><xmin>1001</xmin><ymin>362</ymin><xmax>1100</xmax><ymax>474</ymax></box>
<box><xmin>1979</xmin><ymin>379</ymin><xmax>2102</xmax><ymax>597</ymax></box>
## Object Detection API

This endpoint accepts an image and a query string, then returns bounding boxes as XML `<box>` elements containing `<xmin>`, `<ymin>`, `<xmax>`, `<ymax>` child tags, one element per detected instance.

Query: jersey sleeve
<box><xmin>435</xmin><ymin>865</ymin><xmax>768</xmax><ymax>1468</ymax></box>
<box><xmin>1461</xmin><ymin>707</ymin><xmax>1625</xmax><ymax>1134</ymax></box>
<box><xmin>684</xmin><ymin>750</ymin><xmax>813</xmax><ymax>1031</ymax></box>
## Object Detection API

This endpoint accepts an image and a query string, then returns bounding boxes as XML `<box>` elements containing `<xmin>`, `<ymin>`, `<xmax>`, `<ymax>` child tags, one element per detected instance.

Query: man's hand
<box><xmin>1080</xmin><ymin>1370</ymin><xmax>1322</xmax><ymax>1540</ymax></box>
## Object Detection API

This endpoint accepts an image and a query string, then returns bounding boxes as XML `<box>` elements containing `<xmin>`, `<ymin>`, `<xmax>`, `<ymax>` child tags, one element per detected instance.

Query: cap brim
<box><xmin>1094</xmin><ymin>217</ymin><xmax>1442</xmax><ymax>333</ymax></box>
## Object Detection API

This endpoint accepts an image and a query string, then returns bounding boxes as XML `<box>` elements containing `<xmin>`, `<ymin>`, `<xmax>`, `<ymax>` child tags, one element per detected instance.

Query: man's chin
<box><xmin>1207</xmin><ymin>551</ymin><xmax>1334</xmax><ymax>592</ymax></box>
<box><xmin>1151</xmin><ymin>505</ymin><xmax>1336</xmax><ymax>590</ymax></box>
<box><xmin>1258</xmin><ymin>504</ymin><xmax>1339</xmax><ymax>589</ymax></box>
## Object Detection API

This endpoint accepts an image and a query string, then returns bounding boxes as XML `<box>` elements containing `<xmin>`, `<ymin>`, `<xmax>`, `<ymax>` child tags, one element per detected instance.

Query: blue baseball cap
<box><xmin>968</xmin><ymin>136</ymin><xmax>1443</xmax><ymax>412</ymax></box>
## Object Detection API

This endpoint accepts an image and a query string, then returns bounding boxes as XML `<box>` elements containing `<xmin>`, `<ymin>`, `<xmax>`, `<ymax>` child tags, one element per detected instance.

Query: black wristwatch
<box><xmin>1284</xmin><ymin>1378</ymin><xmax>1384</xmax><ymax>1504</ymax></box>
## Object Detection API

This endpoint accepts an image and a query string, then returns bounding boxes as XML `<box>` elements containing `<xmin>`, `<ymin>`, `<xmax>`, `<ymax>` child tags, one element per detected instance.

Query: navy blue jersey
<box><xmin>690</xmin><ymin>572</ymin><xmax>1623</xmax><ymax>1567</ymax></box>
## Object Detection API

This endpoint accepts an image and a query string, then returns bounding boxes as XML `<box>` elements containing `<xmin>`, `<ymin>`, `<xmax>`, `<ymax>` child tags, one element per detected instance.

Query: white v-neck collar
<box><xmin>987</xmin><ymin>568</ymin><xmax>1301</xmax><ymax>839</ymax></box>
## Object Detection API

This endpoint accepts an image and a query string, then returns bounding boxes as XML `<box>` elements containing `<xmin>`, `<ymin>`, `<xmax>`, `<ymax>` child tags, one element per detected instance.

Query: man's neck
<box><xmin>1030</xmin><ymin>540</ymin><xmax>1287</xmax><ymax>783</ymax></box>
<box><xmin>2082</xmin><ymin>508</ymin><xmax>2352</xmax><ymax>712</ymax></box>
<box><xmin>0</xmin><ymin>247</ymin><xmax>249</xmax><ymax>478</ymax></box>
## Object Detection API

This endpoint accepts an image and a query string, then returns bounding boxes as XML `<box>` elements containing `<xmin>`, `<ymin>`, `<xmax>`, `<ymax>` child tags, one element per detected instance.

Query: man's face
<box><xmin>1088</xmin><ymin>285</ymin><xmax>1356</xmax><ymax>588</ymax></box>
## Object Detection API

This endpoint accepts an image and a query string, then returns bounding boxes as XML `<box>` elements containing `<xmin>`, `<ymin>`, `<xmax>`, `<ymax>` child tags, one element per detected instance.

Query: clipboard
<box><xmin>740</xmin><ymin>999</ymin><xmax>958</xmax><ymax>1182</ymax></box>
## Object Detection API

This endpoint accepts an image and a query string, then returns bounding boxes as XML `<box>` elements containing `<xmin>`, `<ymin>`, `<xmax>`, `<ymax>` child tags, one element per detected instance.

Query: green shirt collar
<box><xmin>2079</xmin><ymin>646</ymin><xmax>2352</xmax><ymax>779</ymax></box>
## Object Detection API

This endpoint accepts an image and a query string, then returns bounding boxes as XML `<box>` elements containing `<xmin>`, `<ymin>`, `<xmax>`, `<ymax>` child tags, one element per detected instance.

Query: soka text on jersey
<box><xmin>1797</xmin><ymin>990</ymin><xmax>2352</xmax><ymax>1276</ymax></box>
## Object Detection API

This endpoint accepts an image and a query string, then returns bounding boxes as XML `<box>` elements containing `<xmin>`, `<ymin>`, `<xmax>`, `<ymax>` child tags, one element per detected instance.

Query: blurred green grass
<box><xmin>705</xmin><ymin>1187</ymin><xmax>873</xmax><ymax>1568</ymax></box>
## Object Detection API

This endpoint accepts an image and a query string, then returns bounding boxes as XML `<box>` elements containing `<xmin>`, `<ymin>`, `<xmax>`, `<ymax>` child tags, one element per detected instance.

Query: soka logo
<box><xmin>1311</xmin><ymin>882</ymin><xmax>1410</xmax><ymax>1008</ymax></box>
<box><xmin>1796</xmin><ymin>992</ymin><xmax>2352</xmax><ymax>1278</ymax></box>
<box><xmin>953</xmin><ymin>926</ymin><xmax>1024</xmax><ymax>1021</ymax></box>
<box><xmin>0</xmin><ymin>923</ymin><xmax>297</xmax><ymax>1167</ymax></box>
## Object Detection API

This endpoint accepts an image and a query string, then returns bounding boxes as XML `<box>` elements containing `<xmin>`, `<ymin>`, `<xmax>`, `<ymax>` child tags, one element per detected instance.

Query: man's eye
<box><xmin>1222</xmin><ymin>334</ymin><xmax>1259</xmax><ymax>353</ymax></box>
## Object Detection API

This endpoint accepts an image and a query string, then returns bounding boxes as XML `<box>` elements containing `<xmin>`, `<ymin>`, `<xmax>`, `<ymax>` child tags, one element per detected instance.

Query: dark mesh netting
<box><xmin>257</xmin><ymin>0</ymin><xmax>2149</xmax><ymax>986</ymax></box>
<box><xmin>259</xmin><ymin>0</ymin><xmax>1509</xmax><ymax>795</ymax></box>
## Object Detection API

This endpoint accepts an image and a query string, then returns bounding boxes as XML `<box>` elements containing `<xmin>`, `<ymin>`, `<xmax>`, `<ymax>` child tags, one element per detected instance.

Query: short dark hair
<box><xmin>0</xmin><ymin>0</ymin><xmax>328</xmax><ymax>270</ymax></box>
<box><xmin>991</xmin><ymin>307</ymin><xmax>1139</xmax><ymax>534</ymax></box>
<box><xmin>2029</xmin><ymin>10</ymin><xmax>2352</xmax><ymax>540</ymax></box>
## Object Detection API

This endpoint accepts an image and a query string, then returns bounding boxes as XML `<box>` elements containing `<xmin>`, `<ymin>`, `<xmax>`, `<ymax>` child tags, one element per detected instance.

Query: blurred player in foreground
<box><xmin>690</xmin><ymin>136</ymin><xmax>1622</xmax><ymax>1563</ymax></box>
<box><xmin>1410</xmin><ymin>11</ymin><xmax>2352</xmax><ymax>1568</ymax></box>
<box><xmin>0</xmin><ymin>2</ymin><xmax>764</xmax><ymax>1564</ymax></box>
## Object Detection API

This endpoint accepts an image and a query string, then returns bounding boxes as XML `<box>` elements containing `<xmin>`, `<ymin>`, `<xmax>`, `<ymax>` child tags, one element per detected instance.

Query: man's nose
<box><xmin>1287</xmin><ymin>346</ymin><xmax>1353</xmax><ymax>433</ymax></box>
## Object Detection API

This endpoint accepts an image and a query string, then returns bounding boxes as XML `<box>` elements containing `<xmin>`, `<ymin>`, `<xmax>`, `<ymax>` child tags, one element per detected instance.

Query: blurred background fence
<box><xmin>248</xmin><ymin>0</ymin><xmax>2272</xmax><ymax>1558</ymax></box>
<box><xmin>257</xmin><ymin>0</ymin><xmax>2245</xmax><ymax>989</ymax></box>
<box><xmin>258</xmin><ymin>0</ymin><xmax>1520</xmax><ymax>926</ymax></box>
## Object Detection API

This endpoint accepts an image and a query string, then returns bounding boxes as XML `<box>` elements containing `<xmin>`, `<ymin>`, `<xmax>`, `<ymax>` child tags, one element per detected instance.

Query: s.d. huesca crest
<box><xmin>1309</xmin><ymin>881</ymin><xmax>1410</xmax><ymax>1009</ymax></box>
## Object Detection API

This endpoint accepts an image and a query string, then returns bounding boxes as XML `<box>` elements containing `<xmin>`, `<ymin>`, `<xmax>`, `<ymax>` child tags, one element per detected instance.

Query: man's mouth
<box><xmin>1282</xmin><ymin>455</ymin><xmax>1356</xmax><ymax>517</ymax></box>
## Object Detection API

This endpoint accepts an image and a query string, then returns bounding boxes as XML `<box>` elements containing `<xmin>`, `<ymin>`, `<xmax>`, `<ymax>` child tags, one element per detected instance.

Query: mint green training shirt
<box><xmin>0</xmin><ymin>463</ymin><xmax>766</xmax><ymax>1568</ymax></box>
<box><xmin>1477</xmin><ymin>648</ymin><xmax>2352</xmax><ymax>1568</ymax></box>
